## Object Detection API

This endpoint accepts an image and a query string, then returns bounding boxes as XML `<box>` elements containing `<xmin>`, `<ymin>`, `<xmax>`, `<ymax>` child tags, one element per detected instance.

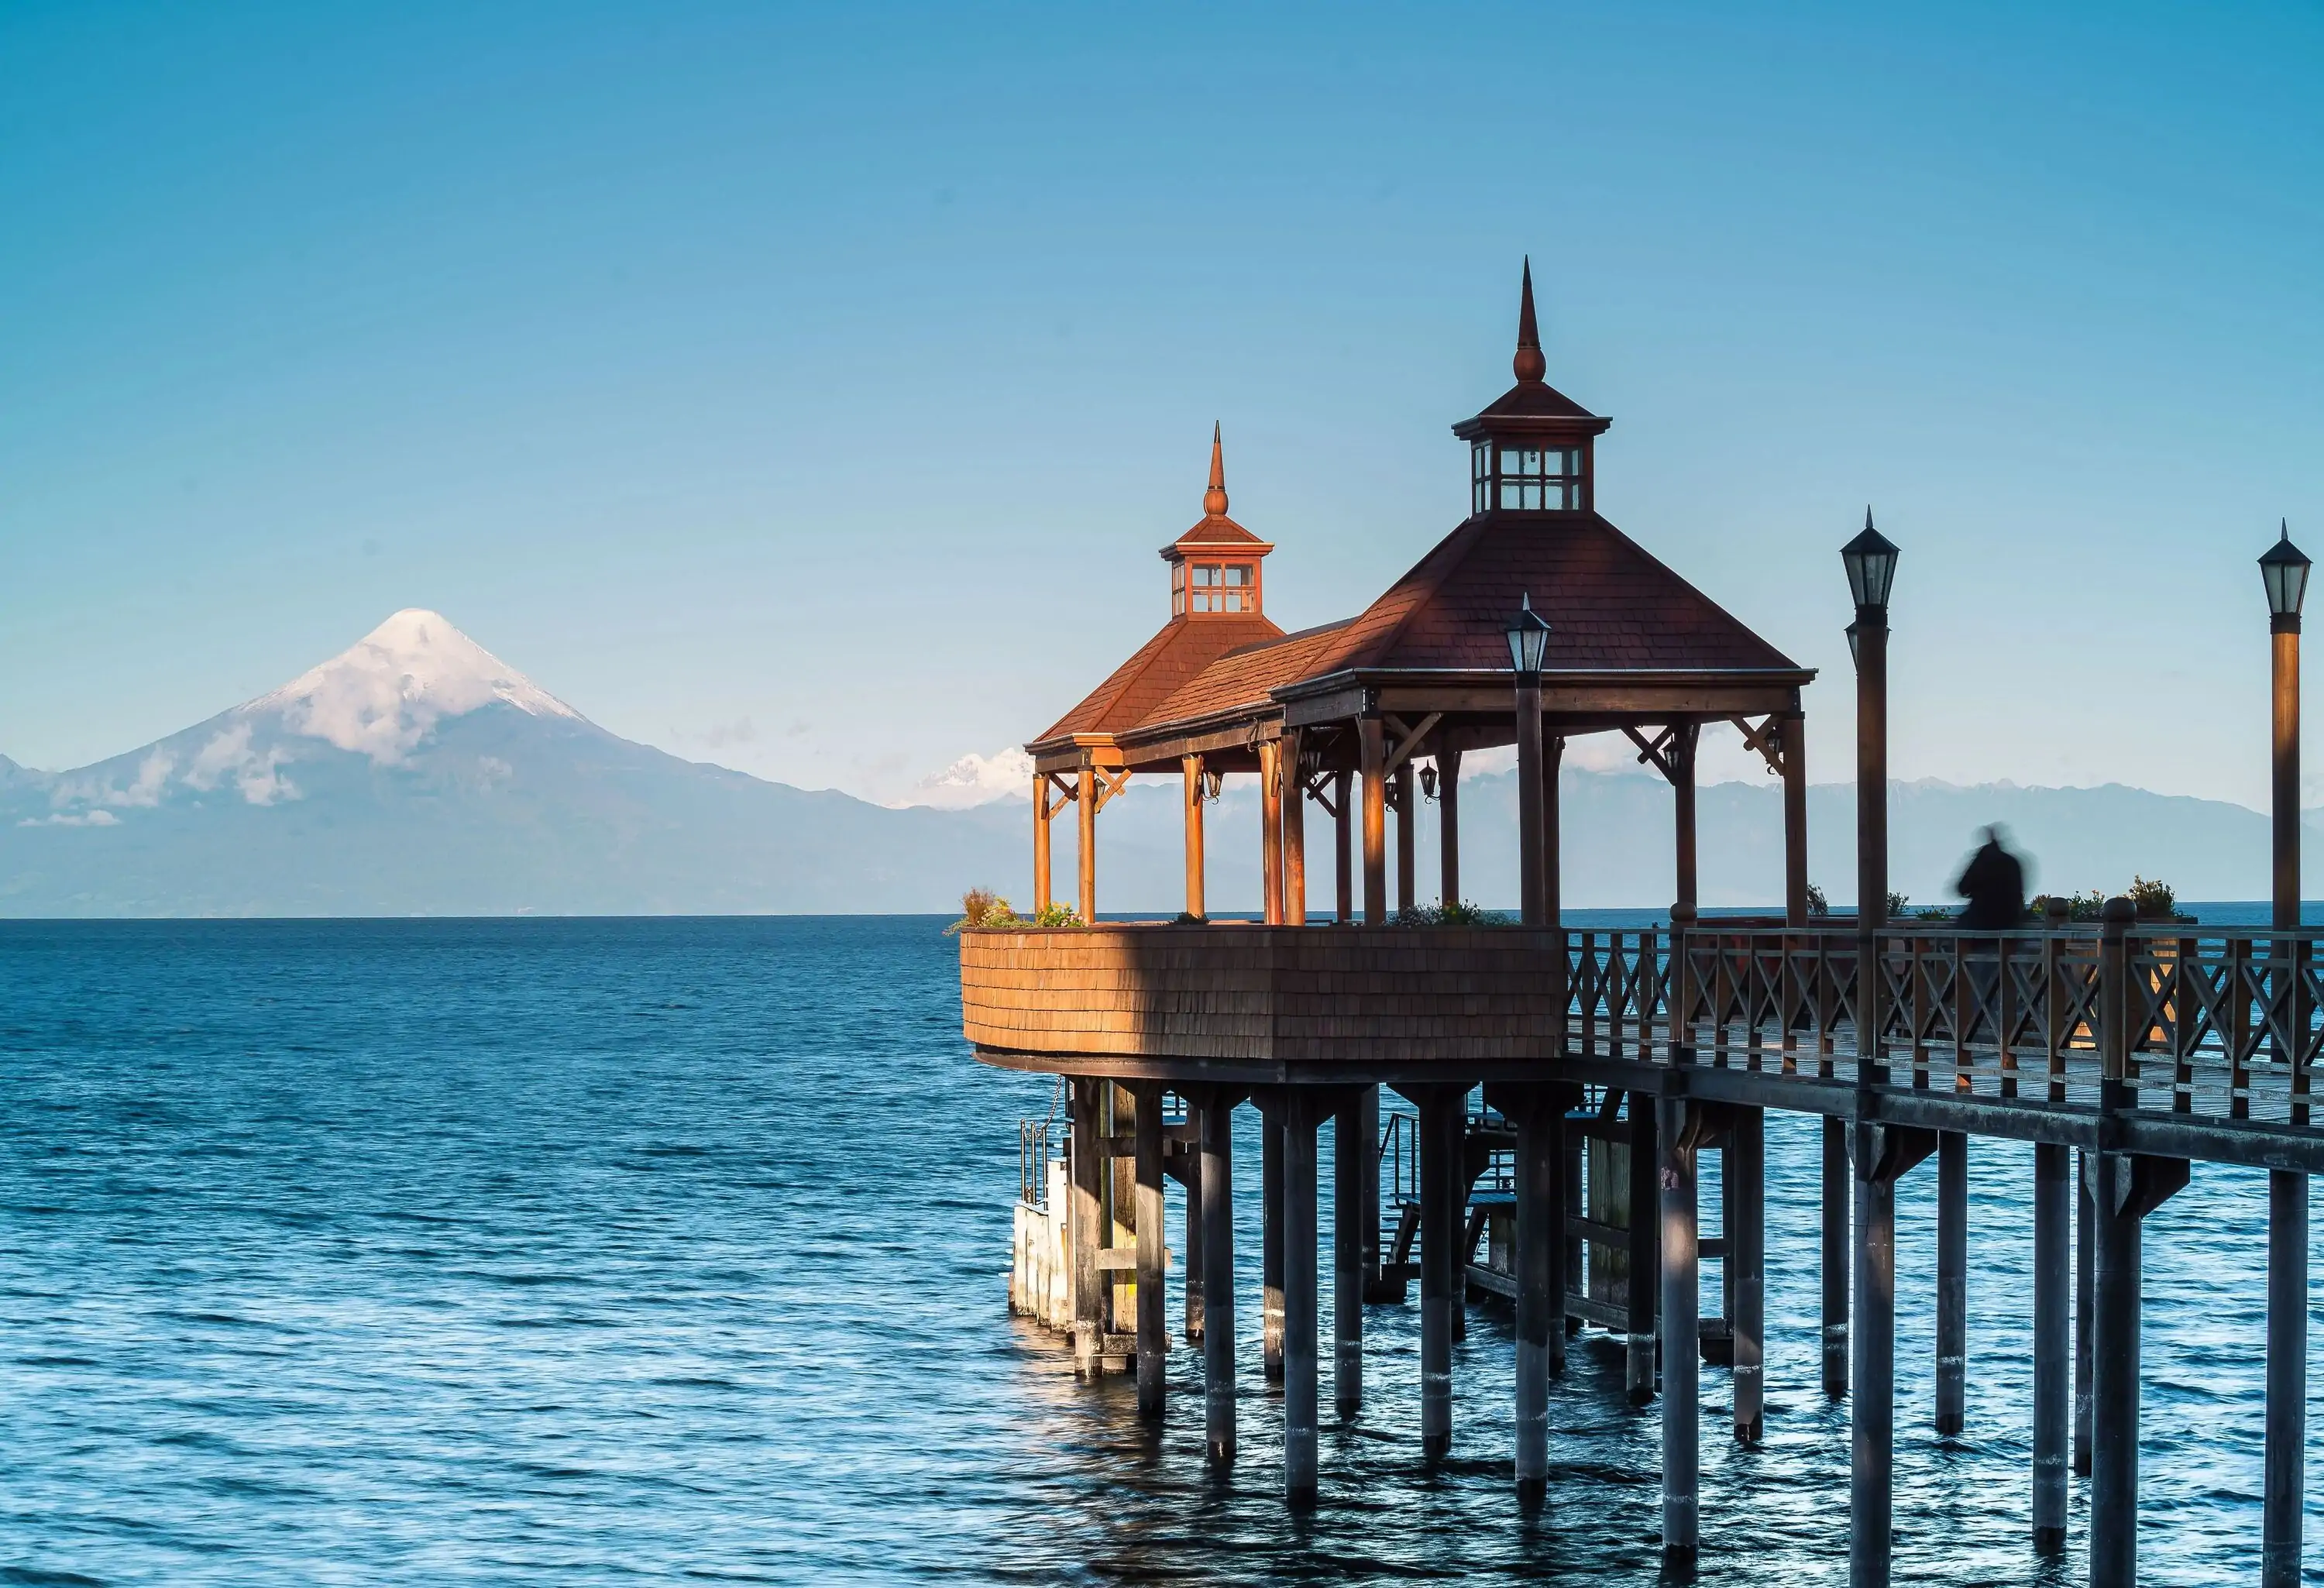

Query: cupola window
<box><xmin>1473</xmin><ymin>442</ymin><xmax>1582</xmax><ymax>513</ymax></box>
<box><xmin>1180</xmin><ymin>562</ymin><xmax>1256</xmax><ymax>614</ymax></box>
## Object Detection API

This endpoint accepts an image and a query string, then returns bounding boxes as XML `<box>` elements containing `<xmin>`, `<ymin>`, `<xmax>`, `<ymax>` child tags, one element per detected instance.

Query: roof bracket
<box><xmin>1731</xmin><ymin>715</ymin><xmax>1788</xmax><ymax>778</ymax></box>
<box><xmin>1624</xmin><ymin>725</ymin><xmax>1679</xmax><ymax>783</ymax></box>
<box><xmin>1381</xmin><ymin>712</ymin><xmax>1443</xmax><ymax>778</ymax></box>
<box><xmin>1092</xmin><ymin>765</ymin><xmax>1132</xmax><ymax>813</ymax></box>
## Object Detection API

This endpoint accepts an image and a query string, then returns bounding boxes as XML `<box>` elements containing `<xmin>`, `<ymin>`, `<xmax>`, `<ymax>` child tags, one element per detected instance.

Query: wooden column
<box><xmin>2075</xmin><ymin>1150</ymin><xmax>2094</xmax><ymax>1476</ymax></box>
<box><xmin>1033</xmin><ymin>772</ymin><xmax>1053</xmax><ymax>914</ymax></box>
<box><xmin>1418</xmin><ymin>1088</ymin><xmax>1459</xmax><ymax>1459</ymax></box>
<box><xmin>1283</xmin><ymin>1093</ymin><xmax>1320</xmax><ymax>1504</ymax></box>
<box><xmin>1626</xmin><ymin>1089</ymin><xmax>1659</xmax><ymax>1405</ymax></box>
<box><xmin>1515</xmin><ymin>679</ymin><xmax>1545</xmax><ymax>926</ymax></box>
<box><xmin>1545</xmin><ymin>734</ymin><xmax>1565</xmax><ymax>928</ymax></box>
<box><xmin>1732</xmin><ymin>1103</ymin><xmax>1765</xmax><ymax>1442</ymax></box>
<box><xmin>1134</xmin><ymin>1082</ymin><xmax>1167</xmax><ymax>1420</ymax></box>
<box><xmin>2033</xmin><ymin>1141</ymin><xmax>2070</xmax><ymax>1552</ymax></box>
<box><xmin>1076</xmin><ymin>758</ymin><xmax>1098</xmax><ymax>926</ymax></box>
<box><xmin>1672</xmin><ymin>721</ymin><xmax>1699</xmax><ymax>914</ymax></box>
<box><xmin>2089</xmin><ymin>1152</ymin><xmax>2187</xmax><ymax>1587</ymax></box>
<box><xmin>1782</xmin><ymin>713</ymin><xmax>1810</xmax><ymax>926</ymax></box>
<box><xmin>1438</xmin><ymin>750</ymin><xmax>1462</xmax><ymax>909</ymax></box>
<box><xmin>2266</xmin><ymin>1166</ymin><xmax>2308</xmax><ymax>1586</ymax></box>
<box><xmin>1333</xmin><ymin>1089</ymin><xmax>1366</xmax><ymax>1418</ymax></box>
<box><xmin>1660</xmin><ymin>1097</ymin><xmax>1700</xmax><ymax>1568</ymax></box>
<box><xmin>1824</xmin><ymin>1116</ymin><xmax>1850</xmax><ymax>1400</ymax></box>
<box><xmin>1069</xmin><ymin>1076</ymin><xmax>1105</xmax><ymax>1380</ymax></box>
<box><xmin>1333</xmin><ymin>769</ymin><xmax>1353</xmax><ymax>923</ymax></box>
<box><xmin>1263</xmin><ymin>1109</ymin><xmax>1286</xmax><ymax>1381</ymax></box>
<box><xmin>1359</xmin><ymin>1085</ymin><xmax>1381</xmax><ymax>1298</ymax></box>
<box><xmin>1283</xmin><ymin>733</ymin><xmax>1307</xmax><ymax>925</ymax></box>
<box><xmin>1851</xmin><ymin>1126</ymin><xmax>1896</xmax><ymax>1588</ymax></box>
<box><xmin>1359</xmin><ymin>717</ymin><xmax>1387</xmax><ymax>923</ymax></box>
<box><xmin>1182</xmin><ymin>755</ymin><xmax>1206</xmax><ymax>920</ymax></box>
<box><xmin>1514</xmin><ymin>1090</ymin><xmax>1563</xmax><ymax>1502</ymax></box>
<box><xmin>1394</xmin><ymin>761</ymin><xmax>1416</xmax><ymax>916</ymax></box>
<box><xmin>1201</xmin><ymin>1090</ymin><xmax>1237</xmax><ymax>1463</ymax></box>
<box><xmin>1260</xmin><ymin>741</ymin><xmax>1285</xmax><ymax>926</ymax></box>
<box><xmin>1182</xmin><ymin>1095</ymin><xmax>1205</xmax><ymax>1344</ymax></box>
<box><xmin>1935</xmin><ymin>1131</ymin><xmax>1967</xmax><ymax>1436</ymax></box>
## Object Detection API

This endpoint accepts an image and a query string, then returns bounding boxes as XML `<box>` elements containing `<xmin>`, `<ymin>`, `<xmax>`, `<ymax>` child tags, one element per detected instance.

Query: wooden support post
<box><xmin>1360</xmin><ymin>1084</ymin><xmax>1381</xmax><ymax>1297</ymax></box>
<box><xmin>1201</xmin><ymin>1090</ymin><xmax>1237</xmax><ymax>1463</ymax></box>
<box><xmin>2032</xmin><ymin>1141</ymin><xmax>2070</xmax><ymax>1553</ymax></box>
<box><xmin>1782</xmin><ymin>713</ymin><xmax>1809</xmax><ymax>926</ymax></box>
<box><xmin>1418</xmin><ymin>1088</ymin><xmax>1459</xmax><ymax>1459</ymax></box>
<box><xmin>1283</xmin><ymin>733</ymin><xmax>1307</xmax><ymax>924</ymax></box>
<box><xmin>2075</xmin><ymin>1150</ymin><xmax>2094</xmax><ymax>1476</ymax></box>
<box><xmin>1076</xmin><ymin>758</ymin><xmax>1098</xmax><ymax>926</ymax></box>
<box><xmin>1438</xmin><ymin>750</ymin><xmax>1462</xmax><ymax>909</ymax></box>
<box><xmin>1333</xmin><ymin>769</ymin><xmax>1353</xmax><ymax>924</ymax></box>
<box><xmin>1732</xmin><ymin>1104</ymin><xmax>1765</xmax><ymax>1442</ymax></box>
<box><xmin>1033</xmin><ymin>771</ymin><xmax>1053</xmax><ymax>914</ymax></box>
<box><xmin>1516</xmin><ymin>679</ymin><xmax>1545</xmax><ymax>926</ymax></box>
<box><xmin>1660</xmin><ymin>1097</ymin><xmax>1700</xmax><ymax>1568</ymax></box>
<box><xmin>1935</xmin><ymin>1130</ymin><xmax>1966</xmax><ymax>1436</ymax></box>
<box><xmin>1545</xmin><ymin>734</ymin><xmax>1565</xmax><ymax>930</ymax></box>
<box><xmin>1562</xmin><ymin>1102</ymin><xmax>1583</xmax><ymax>1342</ymax></box>
<box><xmin>1263</xmin><ymin>1109</ymin><xmax>1285</xmax><ymax>1380</ymax></box>
<box><xmin>1183</xmin><ymin>1092</ymin><xmax>1205</xmax><ymax>1344</ymax></box>
<box><xmin>1260</xmin><ymin>741</ymin><xmax>1284</xmax><ymax>926</ymax></box>
<box><xmin>2266</xmin><ymin>1168</ymin><xmax>2308</xmax><ymax>1586</ymax></box>
<box><xmin>1333</xmin><ymin>1091</ymin><xmax>1365</xmax><ymax>1418</ymax></box>
<box><xmin>1672</xmin><ymin>721</ymin><xmax>1699</xmax><ymax>913</ymax></box>
<box><xmin>1394</xmin><ymin>761</ymin><xmax>1415</xmax><ymax>917</ymax></box>
<box><xmin>1359</xmin><ymin>719</ymin><xmax>1387</xmax><ymax>923</ymax></box>
<box><xmin>2089</xmin><ymin>1151</ymin><xmax>2189</xmax><ymax>1588</ymax></box>
<box><xmin>1627</xmin><ymin>1089</ymin><xmax>1659</xmax><ymax>1404</ymax></box>
<box><xmin>1069</xmin><ymin>1077</ymin><xmax>1105</xmax><ymax>1380</ymax></box>
<box><xmin>1134</xmin><ymin>1083</ymin><xmax>1167</xmax><ymax>1420</ymax></box>
<box><xmin>1283</xmin><ymin>1093</ymin><xmax>1319</xmax><ymax>1505</ymax></box>
<box><xmin>1850</xmin><ymin>1121</ymin><xmax>1934</xmax><ymax>1588</ymax></box>
<box><xmin>1514</xmin><ymin>1091</ymin><xmax>1559</xmax><ymax>1502</ymax></box>
<box><xmin>1182</xmin><ymin>755</ymin><xmax>1206</xmax><ymax>920</ymax></box>
<box><xmin>1824</xmin><ymin>1115</ymin><xmax>1850</xmax><ymax>1400</ymax></box>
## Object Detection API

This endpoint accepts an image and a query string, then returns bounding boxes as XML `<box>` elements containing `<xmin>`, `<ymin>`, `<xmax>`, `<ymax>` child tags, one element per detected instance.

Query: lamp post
<box><xmin>2260</xmin><ymin>519</ymin><xmax>2310</xmax><ymax>1588</ymax></box>
<box><xmin>1840</xmin><ymin>508</ymin><xmax>1899</xmax><ymax>1588</ymax></box>
<box><xmin>1508</xmin><ymin>593</ymin><xmax>1552</xmax><ymax>927</ymax></box>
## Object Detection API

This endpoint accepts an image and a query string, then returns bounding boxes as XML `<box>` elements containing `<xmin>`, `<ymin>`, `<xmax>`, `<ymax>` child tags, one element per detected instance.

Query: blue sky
<box><xmin>2</xmin><ymin>2</ymin><xmax>2319</xmax><ymax>807</ymax></box>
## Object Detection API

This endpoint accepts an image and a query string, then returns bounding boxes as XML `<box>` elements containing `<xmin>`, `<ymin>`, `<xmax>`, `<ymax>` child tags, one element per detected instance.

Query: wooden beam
<box><xmin>1033</xmin><ymin>769</ymin><xmax>1053</xmax><ymax>914</ymax></box>
<box><xmin>1380</xmin><ymin>711</ymin><xmax>1444</xmax><ymax>776</ymax></box>
<box><xmin>1282</xmin><ymin>729</ymin><xmax>1307</xmax><ymax>925</ymax></box>
<box><xmin>1183</xmin><ymin>754</ymin><xmax>1206</xmax><ymax>921</ymax></box>
<box><xmin>1260</xmin><ymin>739</ymin><xmax>1285</xmax><ymax>926</ymax></box>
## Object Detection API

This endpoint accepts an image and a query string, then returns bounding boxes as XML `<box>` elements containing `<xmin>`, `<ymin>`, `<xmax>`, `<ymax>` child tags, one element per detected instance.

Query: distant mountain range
<box><xmin>0</xmin><ymin>610</ymin><xmax>2309</xmax><ymax>916</ymax></box>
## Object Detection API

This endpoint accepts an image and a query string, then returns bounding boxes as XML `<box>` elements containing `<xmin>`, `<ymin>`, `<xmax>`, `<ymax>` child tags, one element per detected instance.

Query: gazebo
<box><xmin>1027</xmin><ymin>262</ymin><xmax>1817</xmax><ymax>929</ymax></box>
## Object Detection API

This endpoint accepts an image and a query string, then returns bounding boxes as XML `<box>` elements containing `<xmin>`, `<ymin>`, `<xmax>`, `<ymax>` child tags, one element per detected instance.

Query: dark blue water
<box><xmin>2</xmin><ymin>917</ymin><xmax>2316</xmax><ymax>1584</ymax></box>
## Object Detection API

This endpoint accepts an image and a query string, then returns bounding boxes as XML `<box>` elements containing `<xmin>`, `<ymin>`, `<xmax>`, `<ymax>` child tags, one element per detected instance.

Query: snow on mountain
<box><xmin>249</xmin><ymin>608</ymin><xmax>582</xmax><ymax>764</ymax></box>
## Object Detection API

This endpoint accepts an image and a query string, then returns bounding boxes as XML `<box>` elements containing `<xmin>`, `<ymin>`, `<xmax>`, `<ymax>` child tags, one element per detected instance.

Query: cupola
<box><xmin>1451</xmin><ymin>259</ymin><xmax>1612</xmax><ymax>517</ymax></box>
<box><xmin>1160</xmin><ymin>423</ymin><xmax>1274</xmax><ymax>618</ymax></box>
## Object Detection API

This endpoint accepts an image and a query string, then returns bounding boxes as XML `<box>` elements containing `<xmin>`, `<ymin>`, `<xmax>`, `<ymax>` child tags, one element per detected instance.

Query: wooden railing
<box><xmin>1590</xmin><ymin>923</ymin><xmax>2321</xmax><ymax>1126</ymax></box>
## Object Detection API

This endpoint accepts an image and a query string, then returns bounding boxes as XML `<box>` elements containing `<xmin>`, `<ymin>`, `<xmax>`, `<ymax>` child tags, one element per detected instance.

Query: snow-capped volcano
<box><xmin>249</xmin><ymin>608</ymin><xmax>582</xmax><ymax>765</ymax></box>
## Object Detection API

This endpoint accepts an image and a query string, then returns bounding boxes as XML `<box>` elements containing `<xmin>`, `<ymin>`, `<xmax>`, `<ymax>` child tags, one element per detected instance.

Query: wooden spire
<box><xmin>1204</xmin><ymin>421</ymin><xmax>1229</xmax><ymax>520</ymax></box>
<box><xmin>1514</xmin><ymin>257</ymin><xmax>1545</xmax><ymax>384</ymax></box>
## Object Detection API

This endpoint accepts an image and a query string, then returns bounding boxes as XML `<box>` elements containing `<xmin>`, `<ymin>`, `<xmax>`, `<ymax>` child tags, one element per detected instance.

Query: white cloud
<box><xmin>184</xmin><ymin>723</ymin><xmax>298</xmax><ymax>806</ymax></box>
<box><xmin>104</xmin><ymin>749</ymin><xmax>175</xmax><ymax>807</ymax></box>
<box><xmin>902</xmin><ymin>747</ymin><xmax>1035</xmax><ymax>810</ymax></box>
<box><xmin>19</xmin><ymin>810</ymin><xmax>119</xmax><ymax>827</ymax></box>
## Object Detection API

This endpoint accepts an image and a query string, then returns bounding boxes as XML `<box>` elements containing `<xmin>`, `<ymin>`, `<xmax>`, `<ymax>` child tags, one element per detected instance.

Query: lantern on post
<box><xmin>2258</xmin><ymin>518</ymin><xmax>2312</xmax><ymax>1588</ymax></box>
<box><xmin>1841</xmin><ymin>510</ymin><xmax>1898</xmax><ymax>930</ymax></box>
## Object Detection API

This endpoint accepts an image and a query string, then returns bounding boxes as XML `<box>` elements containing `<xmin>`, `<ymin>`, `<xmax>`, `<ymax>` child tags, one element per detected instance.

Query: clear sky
<box><xmin>2</xmin><ymin>2</ymin><xmax>2319</xmax><ymax>809</ymax></box>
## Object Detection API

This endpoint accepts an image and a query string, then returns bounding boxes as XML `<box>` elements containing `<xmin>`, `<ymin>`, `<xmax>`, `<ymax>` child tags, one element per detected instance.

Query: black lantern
<box><xmin>1845</xmin><ymin>620</ymin><xmax>1861</xmax><ymax>669</ymax></box>
<box><xmin>2261</xmin><ymin>520</ymin><xmax>2311</xmax><ymax>621</ymax></box>
<box><xmin>1841</xmin><ymin>507</ymin><xmax>1900</xmax><ymax>612</ymax></box>
<box><xmin>1505</xmin><ymin>592</ymin><xmax>1552</xmax><ymax>677</ymax></box>
<box><xmin>1419</xmin><ymin>763</ymin><xmax>1439</xmax><ymax>802</ymax></box>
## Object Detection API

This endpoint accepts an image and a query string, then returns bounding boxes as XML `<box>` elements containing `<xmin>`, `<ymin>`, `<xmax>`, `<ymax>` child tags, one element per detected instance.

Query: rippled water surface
<box><xmin>4</xmin><ymin>916</ymin><xmax>2320</xmax><ymax>1584</ymax></box>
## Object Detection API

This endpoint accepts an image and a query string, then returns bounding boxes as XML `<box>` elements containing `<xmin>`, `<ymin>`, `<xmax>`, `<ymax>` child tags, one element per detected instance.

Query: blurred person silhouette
<box><xmin>1954</xmin><ymin>825</ymin><xmax>2027</xmax><ymax>930</ymax></box>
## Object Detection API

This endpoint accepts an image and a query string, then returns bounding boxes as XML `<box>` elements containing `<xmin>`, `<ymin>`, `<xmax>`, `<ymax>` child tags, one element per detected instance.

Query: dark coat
<box><xmin>1955</xmin><ymin>840</ymin><xmax>2026</xmax><ymax>931</ymax></box>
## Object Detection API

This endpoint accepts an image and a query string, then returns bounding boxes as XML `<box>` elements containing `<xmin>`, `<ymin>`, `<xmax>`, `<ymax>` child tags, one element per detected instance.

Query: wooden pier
<box><xmin>964</xmin><ymin>266</ymin><xmax>2314</xmax><ymax>1585</ymax></box>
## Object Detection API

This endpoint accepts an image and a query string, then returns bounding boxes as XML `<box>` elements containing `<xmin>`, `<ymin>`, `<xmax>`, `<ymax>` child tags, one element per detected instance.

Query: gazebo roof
<box><xmin>1037</xmin><ymin>613</ymin><xmax>1284</xmax><ymax>743</ymax></box>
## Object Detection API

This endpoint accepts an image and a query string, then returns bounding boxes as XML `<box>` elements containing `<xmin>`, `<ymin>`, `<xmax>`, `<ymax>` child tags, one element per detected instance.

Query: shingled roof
<box><xmin>1037</xmin><ymin>613</ymin><xmax>1284</xmax><ymax>742</ymax></box>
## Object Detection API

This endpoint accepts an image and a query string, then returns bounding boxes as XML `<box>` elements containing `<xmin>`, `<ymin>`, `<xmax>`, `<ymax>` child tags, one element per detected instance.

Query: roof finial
<box><xmin>1513</xmin><ymin>256</ymin><xmax>1545</xmax><ymax>383</ymax></box>
<box><xmin>1865</xmin><ymin>504</ymin><xmax>1875</xmax><ymax>533</ymax></box>
<box><xmin>2285</xmin><ymin>517</ymin><xmax>2293</xmax><ymax>541</ymax></box>
<box><xmin>1203</xmin><ymin>421</ymin><xmax>1229</xmax><ymax>518</ymax></box>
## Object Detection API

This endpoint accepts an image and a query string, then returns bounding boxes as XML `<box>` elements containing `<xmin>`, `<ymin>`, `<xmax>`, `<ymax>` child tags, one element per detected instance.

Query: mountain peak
<box><xmin>250</xmin><ymin>608</ymin><xmax>582</xmax><ymax>764</ymax></box>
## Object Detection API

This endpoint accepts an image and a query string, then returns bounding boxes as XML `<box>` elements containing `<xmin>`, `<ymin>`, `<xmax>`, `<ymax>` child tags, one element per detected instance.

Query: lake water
<box><xmin>2</xmin><ymin>915</ymin><xmax>2316</xmax><ymax>1584</ymax></box>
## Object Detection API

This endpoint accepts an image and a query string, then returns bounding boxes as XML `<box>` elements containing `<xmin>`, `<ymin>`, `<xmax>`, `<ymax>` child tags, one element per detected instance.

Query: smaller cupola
<box><xmin>1451</xmin><ymin>259</ymin><xmax>1613</xmax><ymax>517</ymax></box>
<box><xmin>1160</xmin><ymin>423</ymin><xmax>1274</xmax><ymax>618</ymax></box>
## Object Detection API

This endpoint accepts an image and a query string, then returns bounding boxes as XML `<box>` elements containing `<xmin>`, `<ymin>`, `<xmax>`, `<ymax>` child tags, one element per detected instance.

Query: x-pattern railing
<box><xmin>1562</xmin><ymin>924</ymin><xmax>2324</xmax><ymax>1126</ymax></box>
